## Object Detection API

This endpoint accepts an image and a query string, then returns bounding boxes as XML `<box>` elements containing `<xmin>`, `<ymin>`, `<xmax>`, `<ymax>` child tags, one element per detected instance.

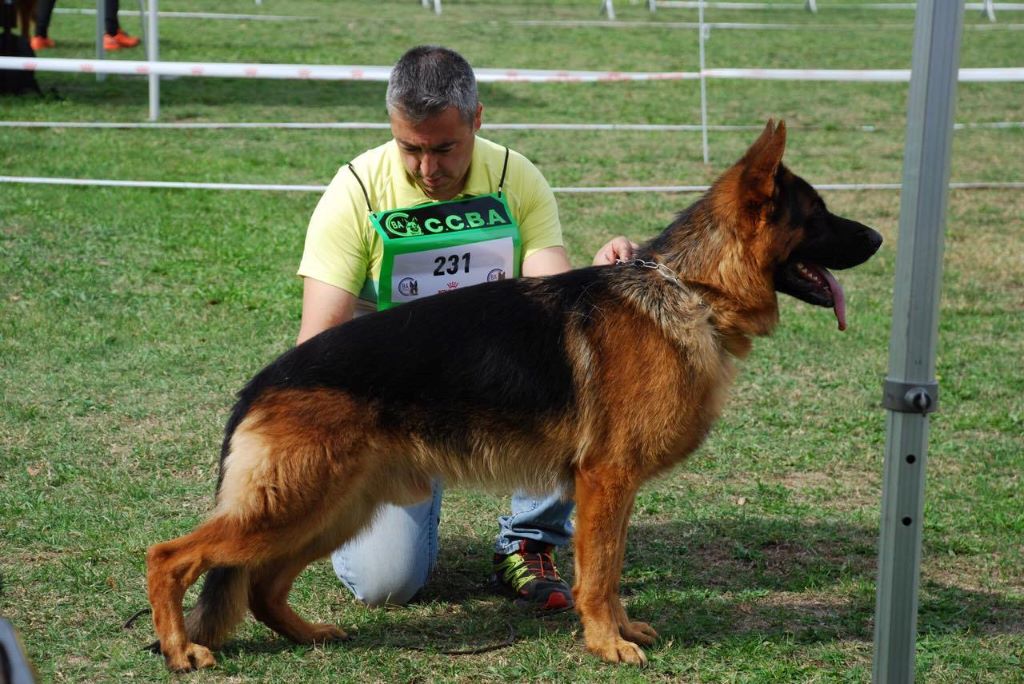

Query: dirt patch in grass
<box><xmin>925</xmin><ymin>551</ymin><xmax>1024</xmax><ymax>596</ymax></box>
<box><xmin>733</xmin><ymin>590</ymin><xmax>859</xmax><ymax>633</ymax></box>
<box><xmin>779</xmin><ymin>467</ymin><xmax>882</xmax><ymax>513</ymax></box>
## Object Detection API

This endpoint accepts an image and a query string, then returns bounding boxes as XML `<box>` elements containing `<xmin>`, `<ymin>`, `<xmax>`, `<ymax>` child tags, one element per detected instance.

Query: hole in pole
<box><xmin>901</xmin><ymin>516</ymin><xmax>913</xmax><ymax>526</ymax></box>
<box><xmin>906</xmin><ymin>454</ymin><xmax>917</xmax><ymax>464</ymax></box>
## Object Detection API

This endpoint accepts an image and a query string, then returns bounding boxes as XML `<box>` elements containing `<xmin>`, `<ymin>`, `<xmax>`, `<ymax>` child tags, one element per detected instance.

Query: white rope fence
<box><xmin>52</xmin><ymin>8</ymin><xmax>316</xmax><ymax>21</ymax></box>
<box><xmin>516</xmin><ymin>18</ymin><xmax>1024</xmax><ymax>30</ymax></box>
<box><xmin>2</xmin><ymin>175</ymin><xmax>1022</xmax><ymax>194</ymax></box>
<box><xmin>654</xmin><ymin>1</ymin><xmax>1024</xmax><ymax>9</ymax></box>
<box><xmin>4</xmin><ymin>42</ymin><xmax>1020</xmax><ymax>192</ymax></box>
<box><xmin>3</xmin><ymin>120</ymin><xmax>1023</xmax><ymax>131</ymax></box>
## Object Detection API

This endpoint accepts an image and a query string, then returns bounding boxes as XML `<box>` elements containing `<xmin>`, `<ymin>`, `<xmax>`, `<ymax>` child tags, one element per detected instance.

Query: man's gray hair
<box><xmin>386</xmin><ymin>46</ymin><xmax>478</xmax><ymax>125</ymax></box>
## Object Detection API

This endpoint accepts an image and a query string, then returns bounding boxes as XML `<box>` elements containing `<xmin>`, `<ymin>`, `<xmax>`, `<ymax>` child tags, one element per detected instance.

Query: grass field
<box><xmin>2</xmin><ymin>1</ymin><xmax>1022</xmax><ymax>681</ymax></box>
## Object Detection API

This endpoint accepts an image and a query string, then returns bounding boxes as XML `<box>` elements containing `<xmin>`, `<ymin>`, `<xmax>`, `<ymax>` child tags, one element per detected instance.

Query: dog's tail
<box><xmin>184</xmin><ymin>566</ymin><xmax>250</xmax><ymax>648</ymax></box>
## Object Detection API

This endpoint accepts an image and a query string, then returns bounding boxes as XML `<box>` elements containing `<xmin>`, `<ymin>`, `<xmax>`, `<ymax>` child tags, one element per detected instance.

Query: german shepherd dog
<box><xmin>146</xmin><ymin>120</ymin><xmax>882</xmax><ymax>671</ymax></box>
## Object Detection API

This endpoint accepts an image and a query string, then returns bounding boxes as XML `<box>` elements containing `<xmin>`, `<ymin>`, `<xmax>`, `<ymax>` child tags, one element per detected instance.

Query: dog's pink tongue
<box><xmin>820</xmin><ymin>267</ymin><xmax>847</xmax><ymax>331</ymax></box>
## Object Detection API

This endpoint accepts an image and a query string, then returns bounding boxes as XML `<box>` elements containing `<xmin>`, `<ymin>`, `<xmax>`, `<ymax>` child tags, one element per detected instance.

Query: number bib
<box><xmin>370</xmin><ymin>193</ymin><xmax>521</xmax><ymax>310</ymax></box>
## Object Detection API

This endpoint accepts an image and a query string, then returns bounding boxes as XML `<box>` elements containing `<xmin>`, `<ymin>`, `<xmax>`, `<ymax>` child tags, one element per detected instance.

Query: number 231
<box><xmin>433</xmin><ymin>253</ymin><xmax>470</xmax><ymax>276</ymax></box>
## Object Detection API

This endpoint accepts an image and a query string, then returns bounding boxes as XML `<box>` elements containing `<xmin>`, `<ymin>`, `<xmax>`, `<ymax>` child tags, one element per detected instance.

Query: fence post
<box><xmin>982</xmin><ymin>0</ymin><xmax>996</xmax><ymax>22</ymax></box>
<box><xmin>697</xmin><ymin>0</ymin><xmax>709</xmax><ymax>163</ymax></box>
<box><xmin>148</xmin><ymin>0</ymin><xmax>160</xmax><ymax>121</ymax></box>
<box><xmin>95</xmin><ymin>0</ymin><xmax>106</xmax><ymax>81</ymax></box>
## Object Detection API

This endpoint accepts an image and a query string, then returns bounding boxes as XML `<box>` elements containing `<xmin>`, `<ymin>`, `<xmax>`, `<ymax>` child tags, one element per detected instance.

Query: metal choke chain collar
<box><xmin>615</xmin><ymin>258</ymin><xmax>681</xmax><ymax>284</ymax></box>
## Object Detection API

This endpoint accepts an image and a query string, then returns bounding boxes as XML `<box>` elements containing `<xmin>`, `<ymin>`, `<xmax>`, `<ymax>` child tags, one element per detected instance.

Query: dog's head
<box><xmin>724</xmin><ymin>119</ymin><xmax>883</xmax><ymax>330</ymax></box>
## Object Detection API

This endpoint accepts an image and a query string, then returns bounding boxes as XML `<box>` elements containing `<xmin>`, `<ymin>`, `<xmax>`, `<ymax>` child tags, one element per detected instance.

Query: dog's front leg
<box><xmin>573</xmin><ymin>467</ymin><xmax>647</xmax><ymax>665</ymax></box>
<box><xmin>610</xmin><ymin>496</ymin><xmax>659</xmax><ymax>647</ymax></box>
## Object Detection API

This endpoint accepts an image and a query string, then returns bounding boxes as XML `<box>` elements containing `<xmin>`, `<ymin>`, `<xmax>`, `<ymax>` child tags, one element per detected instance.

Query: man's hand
<box><xmin>592</xmin><ymin>236</ymin><xmax>640</xmax><ymax>266</ymax></box>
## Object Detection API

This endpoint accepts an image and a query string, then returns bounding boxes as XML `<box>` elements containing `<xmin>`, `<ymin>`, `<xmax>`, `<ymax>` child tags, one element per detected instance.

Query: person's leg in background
<box><xmin>331</xmin><ymin>481</ymin><xmax>443</xmax><ymax>606</ymax></box>
<box><xmin>31</xmin><ymin>0</ymin><xmax>58</xmax><ymax>50</ymax></box>
<box><xmin>103</xmin><ymin>0</ymin><xmax>139</xmax><ymax>50</ymax></box>
<box><xmin>491</xmin><ymin>489</ymin><xmax>575</xmax><ymax>611</ymax></box>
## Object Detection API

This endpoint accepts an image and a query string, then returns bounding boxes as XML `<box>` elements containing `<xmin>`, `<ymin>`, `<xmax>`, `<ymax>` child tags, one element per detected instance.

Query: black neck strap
<box><xmin>349</xmin><ymin>146</ymin><xmax>510</xmax><ymax>210</ymax></box>
<box><xmin>498</xmin><ymin>146</ymin><xmax>510</xmax><ymax>196</ymax></box>
<box><xmin>347</xmin><ymin>163</ymin><xmax>374</xmax><ymax>213</ymax></box>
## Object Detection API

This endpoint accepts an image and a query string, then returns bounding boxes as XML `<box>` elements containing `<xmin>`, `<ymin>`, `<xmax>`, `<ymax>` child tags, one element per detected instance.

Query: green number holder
<box><xmin>369</xmin><ymin>192</ymin><xmax>522</xmax><ymax>310</ymax></box>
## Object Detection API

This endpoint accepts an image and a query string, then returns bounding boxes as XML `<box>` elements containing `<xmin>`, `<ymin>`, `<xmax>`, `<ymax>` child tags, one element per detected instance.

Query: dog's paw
<box><xmin>164</xmin><ymin>642</ymin><xmax>217</xmax><ymax>672</ymax></box>
<box><xmin>305</xmin><ymin>623</ymin><xmax>349</xmax><ymax>644</ymax></box>
<box><xmin>588</xmin><ymin>637</ymin><xmax>648</xmax><ymax>666</ymax></box>
<box><xmin>619</xmin><ymin>620</ymin><xmax>659</xmax><ymax>646</ymax></box>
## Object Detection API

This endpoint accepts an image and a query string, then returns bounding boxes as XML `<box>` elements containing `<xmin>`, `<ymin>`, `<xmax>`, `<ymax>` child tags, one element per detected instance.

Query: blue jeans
<box><xmin>331</xmin><ymin>481</ymin><xmax>574</xmax><ymax>606</ymax></box>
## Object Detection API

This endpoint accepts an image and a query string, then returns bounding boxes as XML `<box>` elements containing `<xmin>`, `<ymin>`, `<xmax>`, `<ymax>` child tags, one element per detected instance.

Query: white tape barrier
<box><xmin>1</xmin><ymin>59</ymin><xmax>394</xmax><ymax>82</ymax></box>
<box><xmin>0</xmin><ymin>58</ymin><xmax>699</xmax><ymax>83</ymax></box>
<box><xmin>3</xmin><ymin>57</ymin><xmax>1023</xmax><ymax>83</ymax></box>
<box><xmin>3</xmin><ymin>175</ymin><xmax>1022</xmax><ymax>194</ymax></box>
<box><xmin>53</xmin><ymin>8</ymin><xmax>316</xmax><ymax>21</ymax></box>
<box><xmin>702</xmin><ymin>67</ymin><xmax>1024</xmax><ymax>82</ymax></box>
<box><xmin>3</xmin><ymin>120</ymin><xmax>1022</xmax><ymax>132</ymax></box>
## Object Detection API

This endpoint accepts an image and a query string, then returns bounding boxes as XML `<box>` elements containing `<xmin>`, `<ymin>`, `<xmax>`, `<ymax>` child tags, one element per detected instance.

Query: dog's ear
<box><xmin>739</xmin><ymin>119</ymin><xmax>787</xmax><ymax>201</ymax></box>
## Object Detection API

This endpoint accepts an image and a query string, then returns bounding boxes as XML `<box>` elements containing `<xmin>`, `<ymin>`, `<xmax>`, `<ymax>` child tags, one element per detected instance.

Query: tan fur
<box><xmin>146</xmin><ymin>119</ymin><xmax>845</xmax><ymax>671</ymax></box>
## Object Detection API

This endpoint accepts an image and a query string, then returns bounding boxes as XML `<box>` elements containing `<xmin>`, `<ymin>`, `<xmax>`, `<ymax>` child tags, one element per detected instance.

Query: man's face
<box><xmin>390</xmin><ymin>104</ymin><xmax>482</xmax><ymax>201</ymax></box>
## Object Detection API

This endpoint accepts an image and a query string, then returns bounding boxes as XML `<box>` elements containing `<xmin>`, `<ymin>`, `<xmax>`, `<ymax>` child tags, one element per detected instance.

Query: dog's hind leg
<box><xmin>146</xmin><ymin>518</ymin><xmax>242</xmax><ymax>672</ymax></box>
<box><xmin>572</xmin><ymin>466</ymin><xmax>647</xmax><ymax>665</ymax></box>
<box><xmin>248</xmin><ymin>554</ymin><xmax>348</xmax><ymax>644</ymax></box>
<box><xmin>247</xmin><ymin>506</ymin><xmax>378</xmax><ymax>644</ymax></box>
<box><xmin>147</xmin><ymin>510</ymin><xmax>360</xmax><ymax>670</ymax></box>
<box><xmin>147</xmin><ymin>394</ymin><xmax>383</xmax><ymax>670</ymax></box>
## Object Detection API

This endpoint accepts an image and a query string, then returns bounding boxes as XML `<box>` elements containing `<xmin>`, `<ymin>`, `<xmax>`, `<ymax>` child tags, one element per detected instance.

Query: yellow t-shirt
<box><xmin>298</xmin><ymin>135</ymin><xmax>563</xmax><ymax>308</ymax></box>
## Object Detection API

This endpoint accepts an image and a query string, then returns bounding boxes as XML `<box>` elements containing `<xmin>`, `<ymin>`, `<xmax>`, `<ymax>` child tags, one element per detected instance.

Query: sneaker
<box><xmin>104</xmin><ymin>29</ymin><xmax>140</xmax><ymax>51</ymax></box>
<box><xmin>30</xmin><ymin>36</ymin><xmax>55</xmax><ymax>51</ymax></box>
<box><xmin>491</xmin><ymin>540</ymin><xmax>573</xmax><ymax>612</ymax></box>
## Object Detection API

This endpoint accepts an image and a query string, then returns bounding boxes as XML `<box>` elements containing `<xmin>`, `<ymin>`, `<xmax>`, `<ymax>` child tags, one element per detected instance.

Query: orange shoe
<box><xmin>30</xmin><ymin>35</ymin><xmax>56</xmax><ymax>51</ymax></box>
<box><xmin>102</xmin><ymin>33</ymin><xmax>121</xmax><ymax>51</ymax></box>
<box><xmin>109</xmin><ymin>29</ymin><xmax>140</xmax><ymax>49</ymax></box>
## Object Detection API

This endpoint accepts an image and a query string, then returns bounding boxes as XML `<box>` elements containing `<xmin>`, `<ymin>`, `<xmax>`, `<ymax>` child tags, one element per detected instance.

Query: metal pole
<box><xmin>148</xmin><ymin>0</ymin><xmax>159</xmax><ymax>121</ymax></box>
<box><xmin>697</xmin><ymin>0</ymin><xmax>709</xmax><ymax>164</ymax></box>
<box><xmin>96</xmin><ymin>0</ymin><xmax>106</xmax><ymax>82</ymax></box>
<box><xmin>136</xmin><ymin>0</ymin><xmax>147</xmax><ymax>45</ymax></box>
<box><xmin>983</xmin><ymin>0</ymin><xmax>996</xmax><ymax>22</ymax></box>
<box><xmin>872</xmin><ymin>2</ymin><xmax>964</xmax><ymax>684</ymax></box>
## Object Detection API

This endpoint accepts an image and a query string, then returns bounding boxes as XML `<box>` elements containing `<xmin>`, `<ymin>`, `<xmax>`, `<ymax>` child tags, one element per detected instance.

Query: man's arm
<box><xmin>522</xmin><ymin>245</ymin><xmax>572</xmax><ymax>277</ymax></box>
<box><xmin>521</xmin><ymin>237</ymin><xmax>638</xmax><ymax>279</ymax></box>
<box><xmin>297</xmin><ymin>277</ymin><xmax>358</xmax><ymax>345</ymax></box>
